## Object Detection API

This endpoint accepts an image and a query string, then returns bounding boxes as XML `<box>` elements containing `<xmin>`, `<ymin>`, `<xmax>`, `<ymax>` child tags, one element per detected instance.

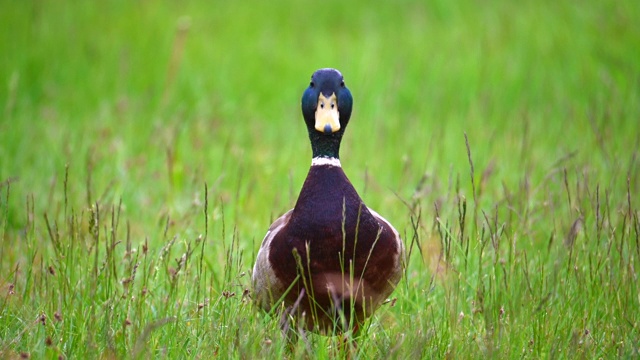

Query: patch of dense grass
<box><xmin>1</xmin><ymin>0</ymin><xmax>639</xmax><ymax>358</ymax></box>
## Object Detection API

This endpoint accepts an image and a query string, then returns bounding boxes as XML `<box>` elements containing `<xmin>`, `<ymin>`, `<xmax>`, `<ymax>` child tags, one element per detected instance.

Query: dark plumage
<box><xmin>252</xmin><ymin>68</ymin><xmax>404</xmax><ymax>334</ymax></box>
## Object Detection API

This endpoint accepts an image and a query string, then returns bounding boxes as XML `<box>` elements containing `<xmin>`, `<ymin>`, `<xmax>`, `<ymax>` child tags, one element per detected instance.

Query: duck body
<box><xmin>252</xmin><ymin>69</ymin><xmax>404</xmax><ymax>333</ymax></box>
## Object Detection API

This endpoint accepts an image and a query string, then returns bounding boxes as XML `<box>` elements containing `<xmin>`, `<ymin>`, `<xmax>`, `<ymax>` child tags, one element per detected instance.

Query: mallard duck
<box><xmin>252</xmin><ymin>68</ymin><xmax>404</xmax><ymax>334</ymax></box>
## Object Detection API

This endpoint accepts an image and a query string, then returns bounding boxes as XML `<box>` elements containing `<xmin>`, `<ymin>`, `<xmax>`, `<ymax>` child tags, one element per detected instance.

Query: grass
<box><xmin>1</xmin><ymin>0</ymin><xmax>639</xmax><ymax>358</ymax></box>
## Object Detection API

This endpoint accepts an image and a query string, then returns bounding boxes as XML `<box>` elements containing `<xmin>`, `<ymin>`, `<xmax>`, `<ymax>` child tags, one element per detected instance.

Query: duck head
<box><xmin>301</xmin><ymin>68</ymin><xmax>353</xmax><ymax>159</ymax></box>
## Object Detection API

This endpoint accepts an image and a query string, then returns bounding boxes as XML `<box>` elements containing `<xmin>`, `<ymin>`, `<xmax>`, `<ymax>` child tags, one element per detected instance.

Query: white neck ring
<box><xmin>311</xmin><ymin>157</ymin><xmax>342</xmax><ymax>167</ymax></box>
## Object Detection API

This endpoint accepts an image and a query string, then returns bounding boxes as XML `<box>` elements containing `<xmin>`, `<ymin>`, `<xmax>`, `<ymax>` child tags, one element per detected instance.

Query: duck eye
<box><xmin>331</xmin><ymin>102</ymin><xmax>335</xmax><ymax>109</ymax></box>
<box><xmin>320</xmin><ymin>102</ymin><xmax>324</xmax><ymax>109</ymax></box>
<box><xmin>310</xmin><ymin>81</ymin><xmax>315</xmax><ymax>88</ymax></box>
<box><xmin>340</xmin><ymin>80</ymin><xmax>345</xmax><ymax>87</ymax></box>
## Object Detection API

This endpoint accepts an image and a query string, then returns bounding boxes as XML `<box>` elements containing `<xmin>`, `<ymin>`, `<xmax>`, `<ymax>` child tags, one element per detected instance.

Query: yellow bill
<box><xmin>314</xmin><ymin>93</ymin><xmax>340</xmax><ymax>133</ymax></box>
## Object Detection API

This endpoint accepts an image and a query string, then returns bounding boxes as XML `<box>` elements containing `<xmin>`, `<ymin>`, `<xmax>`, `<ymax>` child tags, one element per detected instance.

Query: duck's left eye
<box><xmin>331</xmin><ymin>102</ymin><xmax>335</xmax><ymax>109</ymax></box>
<box><xmin>310</xmin><ymin>81</ymin><xmax>315</xmax><ymax>88</ymax></box>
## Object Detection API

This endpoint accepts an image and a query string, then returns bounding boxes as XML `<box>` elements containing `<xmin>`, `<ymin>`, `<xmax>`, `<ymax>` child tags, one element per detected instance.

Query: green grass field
<box><xmin>1</xmin><ymin>0</ymin><xmax>639</xmax><ymax>358</ymax></box>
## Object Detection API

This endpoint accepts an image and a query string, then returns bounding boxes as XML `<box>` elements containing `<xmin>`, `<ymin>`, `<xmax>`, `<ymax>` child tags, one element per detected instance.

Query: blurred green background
<box><xmin>3</xmin><ymin>1</ymin><xmax>638</xmax><ymax>213</ymax></box>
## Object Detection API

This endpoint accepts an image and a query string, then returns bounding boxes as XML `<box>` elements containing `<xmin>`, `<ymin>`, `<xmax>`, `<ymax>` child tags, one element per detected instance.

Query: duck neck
<box><xmin>308</xmin><ymin>130</ymin><xmax>342</xmax><ymax>160</ymax></box>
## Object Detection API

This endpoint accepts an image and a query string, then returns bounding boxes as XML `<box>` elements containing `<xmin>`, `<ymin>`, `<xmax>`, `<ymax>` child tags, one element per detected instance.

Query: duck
<box><xmin>252</xmin><ymin>68</ymin><xmax>404</xmax><ymax>334</ymax></box>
